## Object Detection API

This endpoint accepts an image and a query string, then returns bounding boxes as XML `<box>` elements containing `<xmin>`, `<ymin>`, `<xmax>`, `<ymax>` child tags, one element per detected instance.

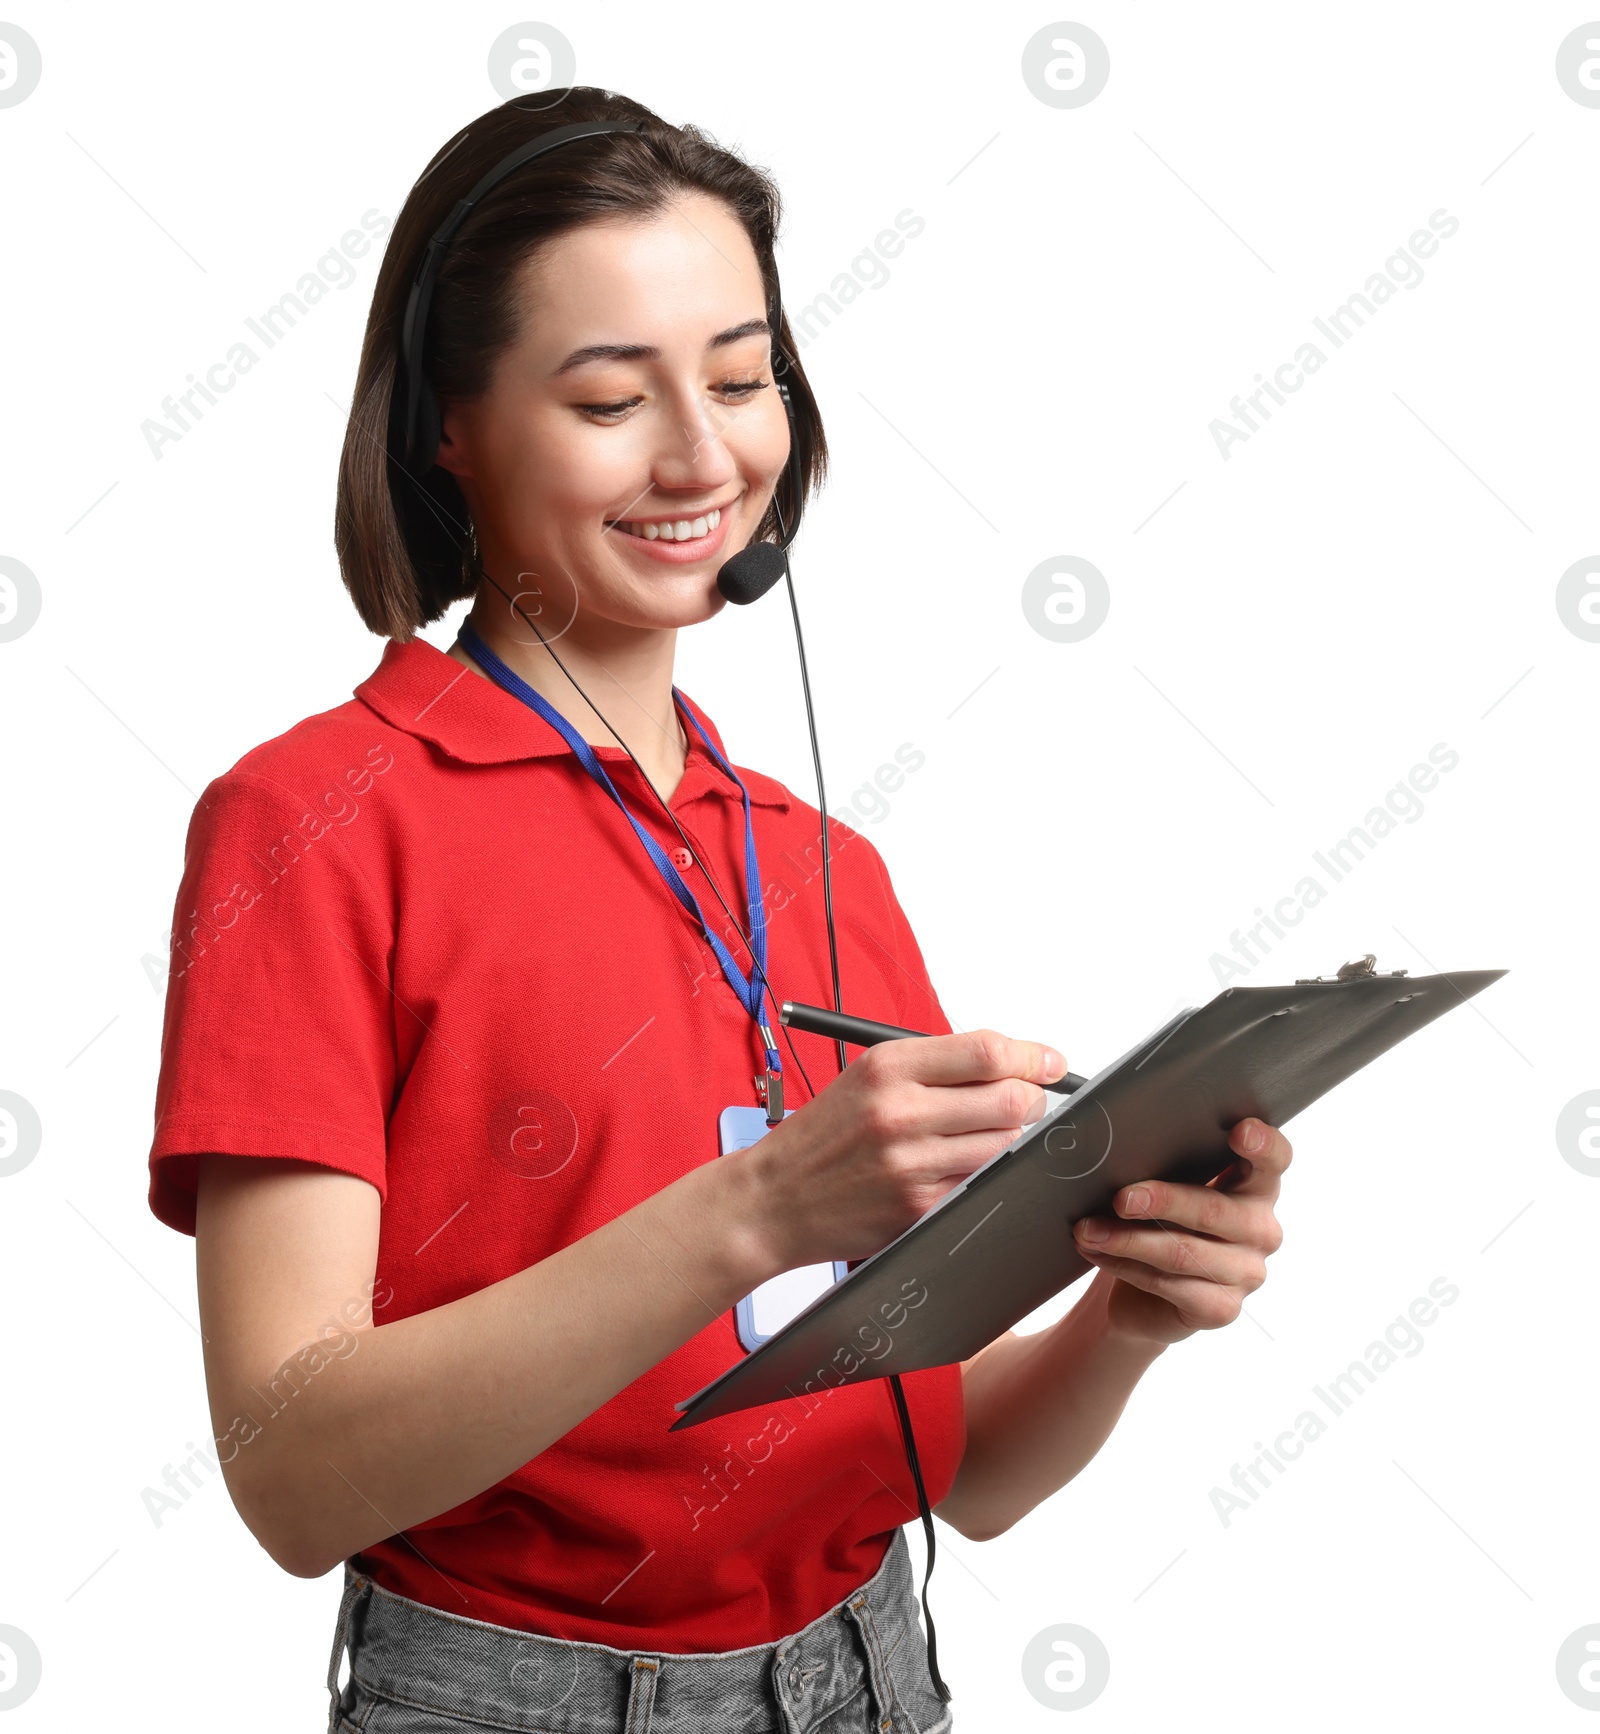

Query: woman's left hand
<box><xmin>1070</xmin><ymin>1117</ymin><xmax>1290</xmax><ymax>1347</ymax></box>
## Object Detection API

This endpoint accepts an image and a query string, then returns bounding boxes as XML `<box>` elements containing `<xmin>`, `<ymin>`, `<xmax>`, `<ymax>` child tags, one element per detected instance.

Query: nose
<box><xmin>649</xmin><ymin>396</ymin><xmax>739</xmax><ymax>495</ymax></box>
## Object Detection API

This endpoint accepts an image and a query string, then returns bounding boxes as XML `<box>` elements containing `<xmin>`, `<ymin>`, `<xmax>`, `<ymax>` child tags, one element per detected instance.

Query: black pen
<box><xmin>778</xmin><ymin>1000</ymin><xmax>1087</xmax><ymax>1094</ymax></box>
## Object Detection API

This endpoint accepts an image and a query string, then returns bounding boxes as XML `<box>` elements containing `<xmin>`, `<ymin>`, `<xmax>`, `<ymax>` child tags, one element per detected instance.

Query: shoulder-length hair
<box><xmin>335</xmin><ymin>86</ymin><xmax>828</xmax><ymax>641</ymax></box>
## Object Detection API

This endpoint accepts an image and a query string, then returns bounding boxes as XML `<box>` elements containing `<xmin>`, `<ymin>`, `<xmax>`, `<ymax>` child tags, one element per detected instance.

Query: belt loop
<box><xmin>840</xmin><ymin>1589</ymin><xmax>900</xmax><ymax>1733</ymax></box>
<box><xmin>771</xmin><ymin>1643</ymin><xmax>802</xmax><ymax>1734</ymax></box>
<box><xmin>325</xmin><ymin>1565</ymin><xmax>369</xmax><ymax>1732</ymax></box>
<box><xmin>624</xmin><ymin>1654</ymin><xmax>659</xmax><ymax>1734</ymax></box>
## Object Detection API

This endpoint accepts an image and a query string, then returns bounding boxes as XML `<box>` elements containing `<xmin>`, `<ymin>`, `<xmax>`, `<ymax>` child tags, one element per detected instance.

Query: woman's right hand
<box><xmin>732</xmin><ymin>1030</ymin><xmax>1069</xmax><ymax>1275</ymax></box>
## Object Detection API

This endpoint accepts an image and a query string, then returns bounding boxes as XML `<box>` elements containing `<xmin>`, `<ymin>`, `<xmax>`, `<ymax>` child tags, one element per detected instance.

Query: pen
<box><xmin>778</xmin><ymin>1000</ymin><xmax>1087</xmax><ymax>1094</ymax></box>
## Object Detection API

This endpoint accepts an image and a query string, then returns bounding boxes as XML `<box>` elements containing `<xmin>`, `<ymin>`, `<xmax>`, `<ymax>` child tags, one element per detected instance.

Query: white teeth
<box><xmin>622</xmin><ymin>506</ymin><xmax>721</xmax><ymax>541</ymax></box>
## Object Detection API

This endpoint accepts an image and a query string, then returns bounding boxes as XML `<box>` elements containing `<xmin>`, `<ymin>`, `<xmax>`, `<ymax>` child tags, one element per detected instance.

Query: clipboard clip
<box><xmin>1295</xmin><ymin>953</ymin><xmax>1409</xmax><ymax>985</ymax></box>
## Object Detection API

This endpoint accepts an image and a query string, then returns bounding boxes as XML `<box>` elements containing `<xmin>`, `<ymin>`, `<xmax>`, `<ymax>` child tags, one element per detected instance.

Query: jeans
<box><xmin>326</xmin><ymin>1525</ymin><xmax>953</xmax><ymax>1733</ymax></box>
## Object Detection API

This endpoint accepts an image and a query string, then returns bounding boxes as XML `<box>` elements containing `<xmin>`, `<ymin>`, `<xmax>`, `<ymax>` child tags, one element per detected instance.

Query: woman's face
<box><xmin>433</xmin><ymin>190</ymin><xmax>790</xmax><ymax>637</ymax></box>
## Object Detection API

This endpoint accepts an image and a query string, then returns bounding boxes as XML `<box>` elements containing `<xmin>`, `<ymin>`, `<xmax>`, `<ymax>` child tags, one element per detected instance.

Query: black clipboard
<box><xmin>670</xmin><ymin>961</ymin><xmax>1505</xmax><ymax>1430</ymax></box>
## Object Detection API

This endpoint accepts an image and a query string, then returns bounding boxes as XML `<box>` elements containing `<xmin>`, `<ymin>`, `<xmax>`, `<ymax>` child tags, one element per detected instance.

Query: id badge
<box><xmin>718</xmin><ymin>1106</ymin><xmax>851</xmax><ymax>1354</ymax></box>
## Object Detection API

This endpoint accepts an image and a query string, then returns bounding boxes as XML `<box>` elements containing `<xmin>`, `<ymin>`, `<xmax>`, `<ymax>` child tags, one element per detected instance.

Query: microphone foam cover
<box><xmin>716</xmin><ymin>541</ymin><xmax>787</xmax><ymax>606</ymax></box>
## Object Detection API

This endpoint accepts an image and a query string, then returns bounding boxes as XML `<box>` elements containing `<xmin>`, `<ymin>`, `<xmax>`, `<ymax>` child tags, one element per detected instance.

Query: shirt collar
<box><xmin>354</xmin><ymin>636</ymin><xmax>792</xmax><ymax>812</ymax></box>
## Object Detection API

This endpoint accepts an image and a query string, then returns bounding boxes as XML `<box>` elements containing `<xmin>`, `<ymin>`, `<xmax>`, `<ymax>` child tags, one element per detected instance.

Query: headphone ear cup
<box><xmin>411</xmin><ymin>382</ymin><xmax>442</xmax><ymax>479</ymax></box>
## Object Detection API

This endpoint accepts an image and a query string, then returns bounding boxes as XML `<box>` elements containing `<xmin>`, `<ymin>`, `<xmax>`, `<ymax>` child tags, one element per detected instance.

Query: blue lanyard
<box><xmin>454</xmin><ymin>621</ymin><xmax>783</xmax><ymax>1092</ymax></box>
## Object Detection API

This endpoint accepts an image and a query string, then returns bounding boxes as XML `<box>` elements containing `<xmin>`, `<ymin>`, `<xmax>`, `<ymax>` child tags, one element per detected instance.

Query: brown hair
<box><xmin>335</xmin><ymin>87</ymin><xmax>828</xmax><ymax>641</ymax></box>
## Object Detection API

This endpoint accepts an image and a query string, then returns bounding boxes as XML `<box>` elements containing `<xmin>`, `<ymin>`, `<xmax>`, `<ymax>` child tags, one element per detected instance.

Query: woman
<box><xmin>147</xmin><ymin>87</ymin><xmax>1289</xmax><ymax>1733</ymax></box>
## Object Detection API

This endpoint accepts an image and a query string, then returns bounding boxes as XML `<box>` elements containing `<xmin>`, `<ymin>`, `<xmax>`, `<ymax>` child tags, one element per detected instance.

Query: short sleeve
<box><xmin>861</xmin><ymin>838</ymin><xmax>954</xmax><ymax>1039</ymax></box>
<box><xmin>147</xmin><ymin>770</ymin><xmax>395</xmax><ymax>1235</ymax></box>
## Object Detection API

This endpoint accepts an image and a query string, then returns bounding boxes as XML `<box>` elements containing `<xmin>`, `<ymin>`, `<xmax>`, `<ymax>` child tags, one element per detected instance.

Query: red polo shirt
<box><xmin>147</xmin><ymin>634</ymin><xmax>966</xmax><ymax>1650</ymax></box>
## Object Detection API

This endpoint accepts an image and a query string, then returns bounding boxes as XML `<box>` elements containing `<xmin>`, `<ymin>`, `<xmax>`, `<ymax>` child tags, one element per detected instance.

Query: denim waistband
<box><xmin>326</xmin><ymin>1525</ymin><xmax>952</xmax><ymax>1734</ymax></box>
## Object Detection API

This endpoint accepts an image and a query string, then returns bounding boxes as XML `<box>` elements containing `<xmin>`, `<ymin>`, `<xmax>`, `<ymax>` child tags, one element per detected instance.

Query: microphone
<box><xmin>716</xmin><ymin>540</ymin><xmax>787</xmax><ymax>605</ymax></box>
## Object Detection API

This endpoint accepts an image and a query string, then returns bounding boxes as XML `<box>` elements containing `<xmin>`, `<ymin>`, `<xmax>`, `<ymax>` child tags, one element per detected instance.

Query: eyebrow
<box><xmin>551</xmin><ymin>317</ymin><xmax>773</xmax><ymax>377</ymax></box>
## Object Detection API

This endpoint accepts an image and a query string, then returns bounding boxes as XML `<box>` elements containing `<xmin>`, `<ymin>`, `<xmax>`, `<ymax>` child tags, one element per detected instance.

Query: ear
<box><xmin>431</xmin><ymin>398</ymin><xmax>472</xmax><ymax>480</ymax></box>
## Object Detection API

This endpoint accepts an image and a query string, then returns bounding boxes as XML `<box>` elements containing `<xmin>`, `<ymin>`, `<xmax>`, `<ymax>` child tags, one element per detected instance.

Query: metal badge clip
<box><xmin>1295</xmin><ymin>954</ymin><xmax>1410</xmax><ymax>985</ymax></box>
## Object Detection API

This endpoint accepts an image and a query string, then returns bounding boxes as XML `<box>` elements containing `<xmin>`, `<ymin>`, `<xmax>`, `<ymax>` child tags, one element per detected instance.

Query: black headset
<box><xmin>386</xmin><ymin>112</ymin><xmax>951</xmax><ymax>1704</ymax></box>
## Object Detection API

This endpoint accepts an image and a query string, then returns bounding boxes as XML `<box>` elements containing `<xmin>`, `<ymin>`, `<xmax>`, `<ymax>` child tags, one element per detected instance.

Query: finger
<box><xmin>1073</xmin><ymin>1249</ymin><xmax>1246</xmax><ymax>1329</ymax></box>
<box><xmin>1019</xmin><ymin>1085</ymin><xmax>1054</xmax><ymax>1125</ymax></box>
<box><xmin>868</xmin><ymin>1028</ymin><xmax>1067</xmax><ymax>1091</ymax></box>
<box><xmin>1104</xmin><ymin>1179</ymin><xmax>1283</xmax><ymax>1252</ymax></box>
<box><xmin>1216</xmin><ymin>1119</ymin><xmax>1293</xmax><ymax>1198</ymax></box>
<box><xmin>1073</xmin><ymin>1217</ymin><xmax>1268</xmax><ymax>1289</ymax></box>
<box><xmin>902</xmin><ymin>1126</ymin><xmax>1041</xmax><ymax>1198</ymax></box>
<box><xmin>882</xmin><ymin>1076</ymin><xmax>1053</xmax><ymax>1140</ymax></box>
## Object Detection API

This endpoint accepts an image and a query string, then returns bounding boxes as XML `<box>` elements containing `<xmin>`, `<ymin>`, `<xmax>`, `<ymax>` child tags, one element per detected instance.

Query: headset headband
<box><xmin>393</xmin><ymin>113</ymin><xmax>793</xmax><ymax>498</ymax></box>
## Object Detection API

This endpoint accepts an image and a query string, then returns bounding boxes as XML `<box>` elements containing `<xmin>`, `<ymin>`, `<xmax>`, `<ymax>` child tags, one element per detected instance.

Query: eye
<box><xmin>575</xmin><ymin>378</ymin><xmax>771</xmax><ymax>424</ymax></box>
<box><xmin>577</xmin><ymin>396</ymin><xmax>643</xmax><ymax>423</ymax></box>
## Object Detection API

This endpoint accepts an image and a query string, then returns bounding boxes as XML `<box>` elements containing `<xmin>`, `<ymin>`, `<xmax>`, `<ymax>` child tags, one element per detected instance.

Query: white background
<box><xmin>2</xmin><ymin>2</ymin><xmax>1596</xmax><ymax>1728</ymax></box>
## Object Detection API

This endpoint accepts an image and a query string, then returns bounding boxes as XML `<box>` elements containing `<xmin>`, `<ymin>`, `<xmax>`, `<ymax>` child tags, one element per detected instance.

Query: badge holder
<box><xmin>718</xmin><ymin>1105</ymin><xmax>851</xmax><ymax>1354</ymax></box>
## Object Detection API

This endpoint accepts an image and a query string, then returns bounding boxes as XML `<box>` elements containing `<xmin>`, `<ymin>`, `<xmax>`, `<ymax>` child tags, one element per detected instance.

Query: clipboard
<box><xmin>671</xmin><ymin>959</ymin><xmax>1506</xmax><ymax>1430</ymax></box>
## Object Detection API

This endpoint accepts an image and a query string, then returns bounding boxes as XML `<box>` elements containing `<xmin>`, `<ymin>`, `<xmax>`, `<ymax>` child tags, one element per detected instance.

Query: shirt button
<box><xmin>670</xmin><ymin>846</ymin><xmax>693</xmax><ymax>871</ymax></box>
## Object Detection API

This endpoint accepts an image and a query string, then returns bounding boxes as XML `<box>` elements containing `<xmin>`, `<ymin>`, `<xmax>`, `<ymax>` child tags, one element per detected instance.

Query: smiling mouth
<box><xmin>607</xmin><ymin>506</ymin><xmax>725</xmax><ymax>542</ymax></box>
